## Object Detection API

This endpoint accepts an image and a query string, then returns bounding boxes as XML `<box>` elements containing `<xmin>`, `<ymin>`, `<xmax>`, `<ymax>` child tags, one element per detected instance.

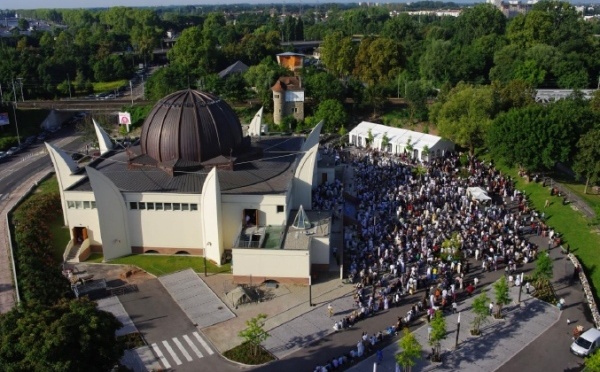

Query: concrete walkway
<box><xmin>348</xmin><ymin>285</ymin><xmax>560</xmax><ymax>371</ymax></box>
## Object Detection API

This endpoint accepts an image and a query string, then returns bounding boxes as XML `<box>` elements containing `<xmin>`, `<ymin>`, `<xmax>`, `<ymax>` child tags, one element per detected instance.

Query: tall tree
<box><xmin>320</xmin><ymin>31</ymin><xmax>356</xmax><ymax>79</ymax></box>
<box><xmin>470</xmin><ymin>292</ymin><xmax>490</xmax><ymax>336</ymax></box>
<box><xmin>314</xmin><ymin>99</ymin><xmax>348</xmax><ymax>133</ymax></box>
<box><xmin>432</xmin><ymin>83</ymin><xmax>497</xmax><ymax>156</ymax></box>
<box><xmin>493</xmin><ymin>276</ymin><xmax>512</xmax><ymax>318</ymax></box>
<box><xmin>573</xmin><ymin>128</ymin><xmax>600</xmax><ymax>194</ymax></box>
<box><xmin>429</xmin><ymin>310</ymin><xmax>447</xmax><ymax>362</ymax></box>
<box><xmin>0</xmin><ymin>299</ymin><xmax>123</xmax><ymax>371</ymax></box>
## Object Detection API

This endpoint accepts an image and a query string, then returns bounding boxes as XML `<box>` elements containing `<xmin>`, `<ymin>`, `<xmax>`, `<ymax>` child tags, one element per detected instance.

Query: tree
<box><xmin>404</xmin><ymin>80</ymin><xmax>430</xmax><ymax>122</ymax></box>
<box><xmin>432</xmin><ymin>83</ymin><xmax>497</xmax><ymax>156</ymax></box>
<box><xmin>366</xmin><ymin>128</ymin><xmax>374</xmax><ymax>148</ymax></box>
<box><xmin>354</xmin><ymin>37</ymin><xmax>405</xmax><ymax>84</ymax></box>
<box><xmin>320</xmin><ymin>31</ymin><xmax>356</xmax><ymax>79</ymax></box>
<box><xmin>429</xmin><ymin>310</ymin><xmax>447</xmax><ymax>362</ymax></box>
<box><xmin>395</xmin><ymin>328</ymin><xmax>422</xmax><ymax>372</ymax></box>
<box><xmin>493</xmin><ymin>276</ymin><xmax>511</xmax><ymax>318</ymax></box>
<box><xmin>238</xmin><ymin>313</ymin><xmax>270</xmax><ymax>357</ymax></box>
<box><xmin>363</xmin><ymin>83</ymin><xmax>387</xmax><ymax>117</ymax></box>
<box><xmin>302</xmin><ymin>68</ymin><xmax>345</xmax><ymax>105</ymax></box>
<box><xmin>313</xmin><ymin>99</ymin><xmax>347</xmax><ymax>134</ymax></box>
<box><xmin>585</xmin><ymin>348</ymin><xmax>600</xmax><ymax>372</ymax></box>
<box><xmin>0</xmin><ymin>298</ymin><xmax>124</xmax><ymax>371</ymax></box>
<box><xmin>382</xmin><ymin>132</ymin><xmax>390</xmax><ymax>151</ymax></box>
<box><xmin>533</xmin><ymin>250</ymin><xmax>554</xmax><ymax>281</ymax></box>
<box><xmin>471</xmin><ymin>292</ymin><xmax>491</xmax><ymax>335</ymax></box>
<box><xmin>573</xmin><ymin>128</ymin><xmax>600</xmax><ymax>194</ymax></box>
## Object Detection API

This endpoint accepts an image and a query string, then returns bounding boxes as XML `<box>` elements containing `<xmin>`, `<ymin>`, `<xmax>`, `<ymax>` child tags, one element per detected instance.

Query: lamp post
<box><xmin>518</xmin><ymin>272</ymin><xmax>524</xmax><ymax>304</ymax></box>
<box><xmin>309</xmin><ymin>276</ymin><xmax>313</xmax><ymax>307</ymax></box>
<box><xmin>455</xmin><ymin>311</ymin><xmax>461</xmax><ymax>349</ymax></box>
<box><xmin>205</xmin><ymin>242</ymin><xmax>211</xmax><ymax>277</ymax></box>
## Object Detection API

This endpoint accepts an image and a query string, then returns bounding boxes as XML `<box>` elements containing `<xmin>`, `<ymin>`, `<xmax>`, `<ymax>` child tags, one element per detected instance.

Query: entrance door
<box><xmin>72</xmin><ymin>227</ymin><xmax>88</xmax><ymax>244</ymax></box>
<box><xmin>243</xmin><ymin>209</ymin><xmax>258</xmax><ymax>227</ymax></box>
<box><xmin>321</xmin><ymin>172</ymin><xmax>328</xmax><ymax>185</ymax></box>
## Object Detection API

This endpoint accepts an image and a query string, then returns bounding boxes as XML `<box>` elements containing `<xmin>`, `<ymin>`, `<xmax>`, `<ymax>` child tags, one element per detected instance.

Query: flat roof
<box><xmin>282</xmin><ymin>210</ymin><xmax>331</xmax><ymax>250</ymax></box>
<box><xmin>68</xmin><ymin>136</ymin><xmax>304</xmax><ymax>195</ymax></box>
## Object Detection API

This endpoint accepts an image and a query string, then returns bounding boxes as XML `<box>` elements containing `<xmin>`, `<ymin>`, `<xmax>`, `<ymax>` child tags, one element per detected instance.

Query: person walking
<box><xmin>328</xmin><ymin>304</ymin><xmax>334</xmax><ymax>317</ymax></box>
<box><xmin>489</xmin><ymin>302</ymin><xmax>494</xmax><ymax>316</ymax></box>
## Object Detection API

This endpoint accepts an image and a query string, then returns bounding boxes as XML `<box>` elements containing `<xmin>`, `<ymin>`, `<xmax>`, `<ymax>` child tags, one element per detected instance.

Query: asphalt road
<box><xmin>0</xmin><ymin>127</ymin><xmax>86</xmax><ymax>198</ymax></box>
<box><xmin>118</xmin><ymin>279</ymin><xmax>240</xmax><ymax>372</ymax></box>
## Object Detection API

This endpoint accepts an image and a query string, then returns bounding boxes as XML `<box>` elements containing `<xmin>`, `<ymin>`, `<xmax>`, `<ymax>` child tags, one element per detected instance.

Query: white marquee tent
<box><xmin>347</xmin><ymin>121</ymin><xmax>455</xmax><ymax>160</ymax></box>
<box><xmin>467</xmin><ymin>187</ymin><xmax>492</xmax><ymax>202</ymax></box>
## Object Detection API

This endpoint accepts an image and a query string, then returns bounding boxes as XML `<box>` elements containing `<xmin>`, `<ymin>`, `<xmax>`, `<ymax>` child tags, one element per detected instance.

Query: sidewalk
<box><xmin>348</xmin><ymin>285</ymin><xmax>560</xmax><ymax>372</ymax></box>
<box><xmin>0</xmin><ymin>168</ymin><xmax>52</xmax><ymax>314</ymax></box>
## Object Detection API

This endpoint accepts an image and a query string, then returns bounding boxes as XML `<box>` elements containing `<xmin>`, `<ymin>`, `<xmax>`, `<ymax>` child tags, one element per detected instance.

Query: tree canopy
<box><xmin>0</xmin><ymin>298</ymin><xmax>123</xmax><ymax>371</ymax></box>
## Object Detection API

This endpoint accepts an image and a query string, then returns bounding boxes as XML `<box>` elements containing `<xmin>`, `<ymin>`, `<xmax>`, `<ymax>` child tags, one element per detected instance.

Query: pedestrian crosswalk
<box><xmin>151</xmin><ymin>331</ymin><xmax>213</xmax><ymax>368</ymax></box>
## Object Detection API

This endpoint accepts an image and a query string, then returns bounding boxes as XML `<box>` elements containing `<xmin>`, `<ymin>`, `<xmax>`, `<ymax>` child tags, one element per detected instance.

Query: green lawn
<box><xmin>494</xmin><ymin>161</ymin><xmax>600</xmax><ymax>297</ymax></box>
<box><xmin>85</xmin><ymin>253</ymin><xmax>232</xmax><ymax>276</ymax></box>
<box><xmin>92</xmin><ymin>79</ymin><xmax>128</xmax><ymax>93</ymax></box>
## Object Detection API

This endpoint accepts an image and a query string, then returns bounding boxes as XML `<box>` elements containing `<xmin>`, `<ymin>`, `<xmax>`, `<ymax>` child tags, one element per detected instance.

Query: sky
<box><xmin>8</xmin><ymin>0</ymin><xmax>587</xmax><ymax>10</ymax></box>
<box><xmin>11</xmin><ymin>0</ymin><xmax>494</xmax><ymax>10</ymax></box>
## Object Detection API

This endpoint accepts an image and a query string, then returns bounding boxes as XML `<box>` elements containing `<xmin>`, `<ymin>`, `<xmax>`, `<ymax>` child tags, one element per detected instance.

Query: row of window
<box><xmin>129</xmin><ymin>202</ymin><xmax>198</xmax><ymax>211</ymax></box>
<box><xmin>67</xmin><ymin>201</ymin><xmax>96</xmax><ymax>209</ymax></box>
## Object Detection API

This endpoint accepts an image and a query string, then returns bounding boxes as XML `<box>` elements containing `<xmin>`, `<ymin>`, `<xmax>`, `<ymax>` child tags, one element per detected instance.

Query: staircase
<box><xmin>65</xmin><ymin>242</ymin><xmax>81</xmax><ymax>263</ymax></box>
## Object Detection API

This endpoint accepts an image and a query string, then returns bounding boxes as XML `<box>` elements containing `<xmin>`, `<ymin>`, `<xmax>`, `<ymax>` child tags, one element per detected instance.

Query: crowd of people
<box><xmin>312</xmin><ymin>147</ymin><xmax>547</xmax><ymax>371</ymax></box>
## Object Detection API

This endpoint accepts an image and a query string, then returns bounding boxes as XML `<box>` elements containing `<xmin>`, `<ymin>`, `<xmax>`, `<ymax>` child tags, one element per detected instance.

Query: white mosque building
<box><xmin>47</xmin><ymin>89</ymin><xmax>329</xmax><ymax>285</ymax></box>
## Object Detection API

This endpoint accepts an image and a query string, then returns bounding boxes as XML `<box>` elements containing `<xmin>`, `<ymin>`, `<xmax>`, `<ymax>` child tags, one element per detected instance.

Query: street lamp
<box><xmin>11</xmin><ymin>80</ymin><xmax>21</xmax><ymax>145</ymax></box>
<box><xmin>454</xmin><ymin>311</ymin><xmax>461</xmax><ymax>349</ymax></box>
<box><xmin>205</xmin><ymin>242</ymin><xmax>211</xmax><ymax>277</ymax></box>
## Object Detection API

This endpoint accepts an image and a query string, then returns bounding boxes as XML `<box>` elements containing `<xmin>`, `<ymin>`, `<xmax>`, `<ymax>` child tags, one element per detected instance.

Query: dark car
<box><xmin>71</xmin><ymin>153</ymin><xmax>84</xmax><ymax>161</ymax></box>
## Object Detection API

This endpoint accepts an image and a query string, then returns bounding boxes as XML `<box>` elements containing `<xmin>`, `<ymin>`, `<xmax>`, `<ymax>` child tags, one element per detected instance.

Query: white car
<box><xmin>6</xmin><ymin>147</ymin><xmax>19</xmax><ymax>156</ymax></box>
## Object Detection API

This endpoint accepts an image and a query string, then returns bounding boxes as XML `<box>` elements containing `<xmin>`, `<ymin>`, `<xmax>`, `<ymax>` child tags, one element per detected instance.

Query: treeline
<box><xmin>0</xmin><ymin>187</ymin><xmax>124</xmax><ymax>370</ymax></box>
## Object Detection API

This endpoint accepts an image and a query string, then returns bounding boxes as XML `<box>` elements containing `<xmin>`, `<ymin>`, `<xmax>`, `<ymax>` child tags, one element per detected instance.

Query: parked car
<box><xmin>571</xmin><ymin>328</ymin><xmax>600</xmax><ymax>357</ymax></box>
<box><xmin>71</xmin><ymin>153</ymin><xmax>84</xmax><ymax>161</ymax></box>
<box><xmin>0</xmin><ymin>151</ymin><xmax>6</xmax><ymax>160</ymax></box>
<box><xmin>6</xmin><ymin>147</ymin><xmax>19</xmax><ymax>156</ymax></box>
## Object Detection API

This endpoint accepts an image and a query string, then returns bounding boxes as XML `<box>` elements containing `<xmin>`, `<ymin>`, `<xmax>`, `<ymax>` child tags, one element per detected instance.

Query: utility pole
<box><xmin>17</xmin><ymin>77</ymin><xmax>24</xmax><ymax>102</ymax></box>
<box><xmin>11</xmin><ymin>80</ymin><xmax>21</xmax><ymax>145</ymax></box>
<box><xmin>0</xmin><ymin>82</ymin><xmax>3</xmax><ymax>103</ymax></box>
<box><xmin>129</xmin><ymin>80</ymin><xmax>134</xmax><ymax>106</ymax></box>
<box><xmin>67</xmin><ymin>74</ymin><xmax>72</xmax><ymax>99</ymax></box>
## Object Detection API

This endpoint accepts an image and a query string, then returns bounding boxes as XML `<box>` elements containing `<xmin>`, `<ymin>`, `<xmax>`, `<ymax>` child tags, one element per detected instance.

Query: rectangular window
<box><xmin>190</xmin><ymin>203</ymin><xmax>198</xmax><ymax>211</ymax></box>
<box><xmin>147</xmin><ymin>203</ymin><xmax>155</xmax><ymax>210</ymax></box>
<box><xmin>173</xmin><ymin>203</ymin><xmax>181</xmax><ymax>211</ymax></box>
<box><xmin>181</xmin><ymin>203</ymin><xmax>189</xmax><ymax>211</ymax></box>
<box><xmin>293</xmin><ymin>107</ymin><xmax>298</xmax><ymax>113</ymax></box>
<box><xmin>75</xmin><ymin>201</ymin><xmax>82</xmax><ymax>209</ymax></box>
<box><xmin>130</xmin><ymin>202</ymin><xmax>138</xmax><ymax>210</ymax></box>
<box><xmin>67</xmin><ymin>201</ymin><xmax>75</xmax><ymax>209</ymax></box>
<box><xmin>274</xmin><ymin>94</ymin><xmax>279</xmax><ymax>98</ymax></box>
<box><xmin>83</xmin><ymin>201</ymin><xmax>90</xmax><ymax>209</ymax></box>
<box><xmin>91</xmin><ymin>201</ymin><xmax>96</xmax><ymax>209</ymax></box>
<box><xmin>277</xmin><ymin>205</ymin><xmax>284</xmax><ymax>213</ymax></box>
<box><xmin>155</xmin><ymin>203</ymin><xmax>163</xmax><ymax>210</ymax></box>
<box><xmin>164</xmin><ymin>203</ymin><xmax>172</xmax><ymax>211</ymax></box>
<box><xmin>138</xmin><ymin>202</ymin><xmax>146</xmax><ymax>210</ymax></box>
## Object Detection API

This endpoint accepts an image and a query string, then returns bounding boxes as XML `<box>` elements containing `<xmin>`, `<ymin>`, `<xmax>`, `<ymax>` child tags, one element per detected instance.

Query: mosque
<box><xmin>47</xmin><ymin>89</ymin><xmax>329</xmax><ymax>285</ymax></box>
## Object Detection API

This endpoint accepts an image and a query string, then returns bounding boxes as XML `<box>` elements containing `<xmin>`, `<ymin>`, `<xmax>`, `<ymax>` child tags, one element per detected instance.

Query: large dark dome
<box><xmin>140</xmin><ymin>89</ymin><xmax>243</xmax><ymax>163</ymax></box>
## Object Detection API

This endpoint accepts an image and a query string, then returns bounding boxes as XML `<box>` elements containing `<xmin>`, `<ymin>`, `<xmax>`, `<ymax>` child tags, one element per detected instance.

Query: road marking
<box><xmin>173</xmin><ymin>337</ymin><xmax>193</xmax><ymax>362</ymax></box>
<box><xmin>194</xmin><ymin>332</ymin><xmax>214</xmax><ymax>355</ymax></box>
<box><xmin>151</xmin><ymin>343</ymin><xmax>171</xmax><ymax>369</ymax></box>
<box><xmin>0</xmin><ymin>194</ymin><xmax>7</xmax><ymax>201</ymax></box>
<box><xmin>163</xmin><ymin>340</ymin><xmax>182</xmax><ymax>366</ymax></box>
<box><xmin>162</xmin><ymin>340</ymin><xmax>182</xmax><ymax>365</ymax></box>
<box><xmin>183</xmin><ymin>334</ymin><xmax>204</xmax><ymax>359</ymax></box>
